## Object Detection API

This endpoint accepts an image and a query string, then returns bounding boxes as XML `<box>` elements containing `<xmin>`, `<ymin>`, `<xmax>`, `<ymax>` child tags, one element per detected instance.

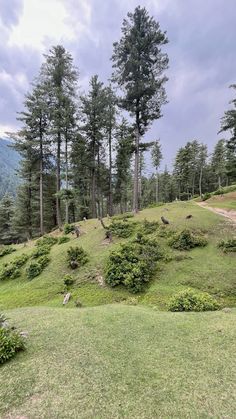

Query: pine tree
<box><xmin>151</xmin><ymin>140</ymin><xmax>163</xmax><ymax>203</ymax></box>
<box><xmin>112</xmin><ymin>6</ymin><xmax>168</xmax><ymax>212</ymax></box>
<box><xmin>211</xmin><ymin>139</ymin><xmax>227</xmax><ymax>188</ymax></box>
<box><xmin>0</xmin><ymin>194</ymin><xmax>17</xmax><ymax>244</ymax></box>
<box><xmin>220</xmin><ymin>84</ymin><xmax>236</xmax><ymax>183</ymax></box>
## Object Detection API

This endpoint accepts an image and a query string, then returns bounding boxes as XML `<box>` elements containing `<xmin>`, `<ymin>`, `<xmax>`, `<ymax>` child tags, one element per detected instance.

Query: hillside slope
<box><xmin>0</xmin><ymin>138</ymin><xmax>20</xmax><ymax>198</ymax></box>
<box><xmin>1</xmin><ymin>305</ymin><xmax>235</xmax><ymax>418</ymax></box>
<box><xmin>0</xmin><ymin>201</ymin><xmax>235</xmax><ymax>310</ymax></box>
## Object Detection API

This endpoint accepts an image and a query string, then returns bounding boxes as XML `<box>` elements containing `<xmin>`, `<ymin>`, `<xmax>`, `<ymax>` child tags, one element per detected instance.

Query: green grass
<box><xmin>0</xmin><ymin>201</ymin><xmax>235</xmax><ymax>310</ymax></box>
<box><xmin>1</xmin><ymin>305</ymin><xmax>235</xmax><ymax>418</ymax></box>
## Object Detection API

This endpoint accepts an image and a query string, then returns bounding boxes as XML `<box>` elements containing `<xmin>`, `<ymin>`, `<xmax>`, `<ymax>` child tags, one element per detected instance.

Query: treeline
<box><xmin>0</xmin><ymin>8</ymin><xmax>235</xmax><ymax>244</ymax></box>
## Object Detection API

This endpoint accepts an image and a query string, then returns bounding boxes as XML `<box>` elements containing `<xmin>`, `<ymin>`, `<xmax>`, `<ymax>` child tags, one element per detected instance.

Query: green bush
<box><xmin>213</xmin><ymin>188</ymin><xmax>224</xmax><ymax>196</ymax></box>
<box><xmin>105</xmin><ymin>237</ymin><xmax>162</xmax><ymax>293</ymax></box>
<box><xmin>168</xmin><ymin>289</ymin><xmax>220</xmax><ymax>312</ymax></box>
<box><xmin>218</xmin><ymin>238</ymin><xmax>236</xmax><ymax>253</ymax></box>
<box><xmin>58</xmin><ymin>236</ymin><xmax>70</xmax><ymax>245</ymax></box>
<box><xmin>112</xmin><ymin>213</ymin><xmax>134</xmax><ymax>221</ymax></box>
<box><xmin>0</xmin><ymin>327</ymin><xmax>25</xmax><ymax>364</ymax></box>
<box><xmin>0</xmin><ymin>246</ymin><xmax>16</xmax><ymax>258</ymax></box>
<box><xmin>202</xmin><ymin>192</ymin><xmax>211</xmax><ymax>201</ymax></box>
<box><xmin>109</xmin><ymin>220</ymin><xmax>137</xmax><ymax>238</ymax></box>
<box><xmin>139</xmin><ymin>219</ymin><xmax>159</xmax><ymax>235</ymax></box>
<box><xmin>0</xmin><ymin>254</ymin><xmax>29</xmax><ymax>281</ymax></box>
<box><xmin>64</xmin><ymin>223</ymin><xmax>74</xmax><ymax>234</ymax></box>
<box><xmin>36</xmin><ymin>235</ymin><xmax>58</xmax><ymax>248</ymax></box>
<box><xmin>67</xmin><ymin>246</ymin><xmax>88</xmax><ymax>269</ymax></box>
<box><xmin>31</xmin><ymin>244</ymin><xmax>51</xmax><ymax>258</ymax></box>
<box><xmin>63</xmin><ymin>274</ymin><xmax>75</xmax><ymax>287</ymax></box>
<box><xmin>26</xmin><ymin>255</ymin><xmax>50</xmax><ymax>280</ymax></box>
<box><xmin>168</xmin><ymin>229</ymin><xmax>207</xmax><ymax>251</ymax></box>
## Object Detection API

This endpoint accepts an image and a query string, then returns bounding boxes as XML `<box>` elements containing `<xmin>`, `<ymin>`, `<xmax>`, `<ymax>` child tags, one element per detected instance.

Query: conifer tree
<box><xmin>211</xmin><ymin>139</ymin><xmax>227</xmax><ymax>188</ymax></box>
<box><xmin>112</xmin><ymin>6</ymin><xmax>168</xmax><ymax>212</ymax></box>
<box><xmin>0</xmin><ymin>194</ymin><xmax>17</xmax><ymax>244</ymax></box>
<box><xmin>151</xmin><ymin>140</ymin><xmax>163</xmax><ymax>203</ymax></box>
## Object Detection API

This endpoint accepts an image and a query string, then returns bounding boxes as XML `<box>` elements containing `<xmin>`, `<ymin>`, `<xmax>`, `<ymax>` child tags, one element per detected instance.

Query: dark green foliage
<box><xmin>218</xmin><ymin>238</ymin><xmax>236</xmax><ymax>253</ymax></box>
<box><xmin>36</xmin><ymin>235</ymin><xmax>58</xmax><ymax>248</ymax></box>
<box><xmin>0</xmin><ymin>194</ymin><xmax>18</xmax><ymax>244</ymax></box>
<box><xmin>0</xmin><ymin>254</ymin><xmax>29</xmax><ymax>281</ymax></box>
<box><xmin>0</xmin><ymin>246</ymin><xmax>16</xmax><ymax>258</ymax></box>
<box><xmin>139</xmin><ymin>219</ymin><xmax>159</xmax><ymax>234</ymax></box>
<box><xmin>168</xmin><ymin>229</ymin><xmax>208</xmax><ymax>251</ymax></box>
<box><xmin>105</xmin><ymin>236</ymin><xmax>162</xmax><ymax>293</ymax></box>
<box><xmin>63</xmin><ymin>274</ymin><xmax>75</xmax><ymax>287</ymax></box>
<box><xmin>67</xmin><ymin>246</ymin><xmax>88</xmax><ymax>269</ymax></box>
<box><xmin>202</xmin><ymin>192</ymin><xmax>211</xmax><ymax>201</ymax></box>
<box><xmin>58</xmin><ymin>236</ymin><xmax>70</xmax><ymax>244</ymax></box>
<box><xmin>31</xmin><ymin>245</ymin><xmax>51</xmax><ymax>258</ymax></box>
<box><xmin>26</xmin><ymin>255</ymin><xmax>50</xmax><ymax>279</ymax></box>
<box><xmin>168</xmin><ymin>289</ymin><xmax>220</xmax><ymax>312</ymax></box>
<box><xmin>64</xmin><ymin>223</ymin><xmax>74</xmax><ymax>234</ymax></box>
<box><xmin>0</xmin><ymin>327</ymin><xmax>25</xmax><ymax>364</ymax></box>
<box><xmin>109</xmin><ymin>220</ymin><xmax>137</xmax><ymax>238</ymax></box>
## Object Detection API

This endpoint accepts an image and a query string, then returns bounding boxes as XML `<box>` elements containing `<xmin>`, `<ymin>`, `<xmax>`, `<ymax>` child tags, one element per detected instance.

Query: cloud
<box><xmin>0</xmin><ymin>0</ymin><xmax>235</xmax><ymax>169</ymax></box>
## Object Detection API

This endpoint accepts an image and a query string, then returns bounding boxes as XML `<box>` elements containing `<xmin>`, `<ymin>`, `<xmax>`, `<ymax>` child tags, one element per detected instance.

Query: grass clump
<box><xmin>105</xmin><ymin>235</ymin><xmax>162</xmax><ymax>293</ymax></box>
<box><xmin>168</xmin><ymin>289</ymin><xmax>220</xmax><ymax>312</ymax></box>
<box><xmin>168</xmin><ymin>229</ymin><xmax>207</xmax><ymax>251</ymax></box>
<box><xmin>58</xmin><ymin>236</ymin><xmax>70</xmax><ymax>245</ymax></box>
<box><xmin>67</xmin><ymin>246</ymin><xmax>88</xmax><ymax>269</ymax></box>
<box><xmin>26</xmin><ymin>255</ymin><xmax>50</xmax><ymax>280</ymax></box>
<box><xmin>64</xmin><ymin>223</ymin><xmax>74</xmax><ymax>234</ymax></box>
<box><xmin>0</xmin><ymin>314</ymin><xmax>25</xmax><ymax>364</ymax></box>
<box><xmin>218</xmin><ymin>238</ymin><xmax>236</xmax><ymax>253</ymax></box>
<box><xmin>0</xmin><ymin>246</ymin><xmax>16</xmax><ymax>258</ymax></box>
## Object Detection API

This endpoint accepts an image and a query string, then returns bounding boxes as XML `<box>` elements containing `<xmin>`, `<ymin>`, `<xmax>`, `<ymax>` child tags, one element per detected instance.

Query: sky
<box><xmin>0</xmin><ymin>0</ymin><xmax>235</xmax><ymax>171</ymax></box>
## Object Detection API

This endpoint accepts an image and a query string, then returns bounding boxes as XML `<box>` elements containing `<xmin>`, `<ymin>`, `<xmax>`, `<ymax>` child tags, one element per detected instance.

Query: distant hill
<box><xmin>0</xmin><ymin>139</ymin><xmax>20</xmax><ymax>198</ymax></box>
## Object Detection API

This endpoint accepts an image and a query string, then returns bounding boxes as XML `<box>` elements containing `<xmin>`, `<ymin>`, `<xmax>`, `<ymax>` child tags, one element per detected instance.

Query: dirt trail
<box><xmin>196</xmin><ymin>201</ymin><xmax>236</xmax><ymax>223</ymax></box>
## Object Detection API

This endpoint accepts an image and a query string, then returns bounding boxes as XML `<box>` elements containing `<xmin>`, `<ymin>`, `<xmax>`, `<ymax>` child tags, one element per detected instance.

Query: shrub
<box><xmin>0</xmin><ymin>246</ymin><xmax>16</xmax><ymax>258</ymax></box>
<box><xmin>139</xmin><ymin>219</ymin><xmax>159</xmax><ymax>235</ymax></box>
<box><xmin>202</xmin><ymin>192</ymin><xmax>211</xmax><ymax>201</ymax></box>
<box><xmin>31</xmin><ymin>244</ymin><xmax>51</xmax><ymax>258</ymax></box>
<box><xmin>0</xmin><ymin>327</ymin><xmax>25</xmax><ymax>364</ymax></box>
<box><xmin>36</xmin><ymin>235</ymin><xmax>58</xmax><ymax>248</ymax></box>
<box><xmin>58</xmin><ymin>236</ymin><xmax>70</xmax><ymax>245</ymax></box>
<box><xmin>112</xmin><ymin>213</ymin><xmax>134</xmax><ymax>221</ymax></box>
<box><xmin>26</xmin><ymin>255</ymin><xmax>50</xmax><ymax>279</ymax></box>
<box><xmin>64</xmin><ymin>223</ymin><xmax>74</xmax><ymax>234</ymax></box>
<box><xmin>213</xmin><ymin>188</ymin><xmax>224</xmax><ymax>196</ymax></box>
<box><xmin>67</xmin><ymin>246</ymin><xmax>88</xmax><ymax>269</ymax></box>
<box><xmin>0</xmin><ymin>254</ymin><xmax>28</xmax><ymax>281</ymax></box>
<box><xmin>63</xmin><ymin>274</ymin><xmax>75</xmax><ymax>287</ymax></box>
<box><xmin>105</xmin><ymin>237</ymin><xmax>163</xmax><ymax>293</ymax></box>
<box><xmin>168</xmin><ymin>229</ymin><xmax>207</xmax><ymax>251</ymax></box>
<box><xmin>168</xmin><ymin>289</ymin><xmax>220</xmax><ymax>312</ymax></box>
<box><xmin>109</xmin><ymin>220</ymin><xmax>137</xmax><ymax>238</ymax></box>
<box><xmin>218</xmin><ymin>238</ymin><xmax>236</xmax><ymax>253</ymax></box>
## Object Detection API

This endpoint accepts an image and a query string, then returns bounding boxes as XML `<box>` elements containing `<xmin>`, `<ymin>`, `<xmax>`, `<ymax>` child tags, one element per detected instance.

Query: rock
<box><xmin>63</xmin><ymin>292</ymin><xmax>71</xmax><ymax>305</ymax></box>
<box><xmin>20</xmin><ymin>331</ymin><xmax>29</xmax><ymax>338</ymax></box>
<box><xmin>222</xmin><ymin>307</ymin><xmax>232</xmax><ymax>313</ymax></box>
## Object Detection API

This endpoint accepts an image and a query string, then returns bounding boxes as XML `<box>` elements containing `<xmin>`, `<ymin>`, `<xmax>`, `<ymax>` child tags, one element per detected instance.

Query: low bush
<box><xmin>67</xmin><ymin>246</ymin><xmax>88</xmax><ymax>269</ymax></box>
<box><xmin>112</xmin><ymin>213</ymin><xmax>134</xmax><ymax>221</ymax></box>
<box><xmin>63</xmin><ymin>274</ymin><xmax>75</xmax><ymax>287</ymax></box>
<box><xmin>139</xmin><ymin>219</ymin><xmax>159</xmax><ymax>235</ymax></box>
<box><xmin>109</xmin><ymin>220</ymin><xmax>137</xmax><ymax>238</ymax></box>
<box><xmin>213</xmin><ymin>188</ymin><xmax>224</xmax><ymax>196</ymax></box>
<box><xmin>36</xmin><ymin>235</ymin><xmax>58</xmax><ymax>248</ymax></box>
<box><xmin>64</xmin><ymin>223</ymin><xmax>74</xmax><ymax>234</ymax></box>
<box><xmin>31</xmin><ymin>244</ymin><xmax>51</xmax><ymax>258</ymax></box>
<box><xmin>0</xmin><ymin>254</ymin><xmax>29</xmax><ymax>281</ymax></box>
<box><xmin>0</xmin><ymin>246</ymin><xmax>16</xmax><ymax>258</ymax></box>
<box><xmin>0</xmin><ymin>324</ymin><xmax>25</xmax><ymax>364</ymax></box>
<box><xmin>168</xmin><ymin>289</ymin><xmax>220</xmax><ymax>312</ymax></box>
<box><xmin>26</xmin><ymin>255</ymin><xmax>50</xmax><ymax>280</ymax></box>
<box><xmin>168</xmin><ymin>229</ymin><xmax>207</xmax><ymax>251</ymax></box>
<box><xmin>202</xmin><ymin>192</ymin><xmax>211</xmax><ymax>201</ymax></box>
<box><xmin>105</xmin><ymin>236</ymin><xmax>163</xmax><ymax>293</ymax></box>
<box><xmin>218</xmin><ymin>238</ymin><xmax>236</xmax><ymax>253</ymax></box>
<box><xmin>58</xmin><ymin>236</ymin><xmax>70</xmax><ymax>245</ymax></box>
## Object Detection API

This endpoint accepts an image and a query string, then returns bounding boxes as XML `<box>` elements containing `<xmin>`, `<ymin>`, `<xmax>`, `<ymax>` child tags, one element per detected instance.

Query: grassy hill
<box><xmin>0</xmin><ymin>201</ymin><xmax>235</xmax><ymax>310</ymax></box>
<box><xmin>1</xmin><ymin>305</ymin><xmax>235</xmax><ymax>418</ymax></box>
<box><xmin>1</xmin><ymin>201</ymin><xmax>236</xmax><ymax>418</ymax></box>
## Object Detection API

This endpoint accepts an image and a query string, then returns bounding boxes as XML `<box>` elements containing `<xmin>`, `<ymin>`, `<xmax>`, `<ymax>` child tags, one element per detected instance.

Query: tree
<box><xmin>0</xmin><ymin>194</ymin><xmax>17</xmax><ymax>244</ymax></box>
<box><xmin>220</xmin><ymin>84</ymin><xmax>236</xmax><ymax>183</ymax></box>
<box><xmin>40</xmin><ymin>45</ymin><xmax>78</xmax><ymax>228</ymax></box>
<box><xmin>112</xmin><ymin>6</ymin><xmax>168</xmax><ymax>212</ymax></box>
<box><xmin>197</xmin><ymin>144</ymin><xmax>208</xmax><ymax>197</ymax></box>
<box><xmin>151</xmin><ymin>140</ymin><xmax>163</xmax><ymax>203</ymax></box>
<box><xmin>211</xmin><ymin>139</ymin><xmax>227</xmax><ymax>188</ymax></box>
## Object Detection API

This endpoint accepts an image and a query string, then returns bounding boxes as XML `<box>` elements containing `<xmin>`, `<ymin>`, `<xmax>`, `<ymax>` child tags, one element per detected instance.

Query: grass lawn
<box><xmin>0</xmin><ymin>201</ymin><xmax>236</xmax><ymax>310</ymax></box>
<box><xmin>206</xmin><ymin>192</ymin><xmax>236</xmax><ymax>211</ymax></box>
<box><xmin>1</xmin><ymin>305</ymin><xmax>236</xmax><ymax>418</ymax></box>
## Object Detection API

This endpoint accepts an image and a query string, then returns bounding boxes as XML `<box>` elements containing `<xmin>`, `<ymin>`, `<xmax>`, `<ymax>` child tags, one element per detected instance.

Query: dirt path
<box><xmin>196</xmin><ymin>201</ymin><xmax>236</xmax><ymax>223</ymax></box>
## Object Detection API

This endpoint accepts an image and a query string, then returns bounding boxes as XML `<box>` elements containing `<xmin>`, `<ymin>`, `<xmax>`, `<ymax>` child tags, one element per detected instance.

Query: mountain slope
<box><xmin>0</xmin><ymin>138</ymin><xmax>20</xmax><ymax>198</ymax></box>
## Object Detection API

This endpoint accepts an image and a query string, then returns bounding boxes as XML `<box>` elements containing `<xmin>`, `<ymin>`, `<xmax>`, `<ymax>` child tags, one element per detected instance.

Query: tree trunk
<box><xmin>199</xmin><ymin>167</ymin><xmax>203</xmax><ymax>197</ymax></box>
<box><xmin>218</xmin><ymin>175</ymin><xmax>221</xmax><ymax>189</ymax></box>
<box><xmin>39</xmin><ymin>118</ymin><xmax>44</xmax><ymax>236</ymax></box>
<box><xmin>133</xmin><ymin>124</ymin><xmax>139</xmax><ymax>213</ymax></box>
<box><xmin>108</xmin><ymin>122</ymin><xmax>113</xmax><ymax>216</ymax></box>
<box><xmin>155</xmin><ymin>169</ymin><xmax>159</xmax><ymax>203</ymax></box>
<box><xmin>56</xmin><ymin>132</ymin><xmax>62</xmax><ymax>228</ymax></box>
<box><xmin>91</xmin><ymin>138</ymin><xmax>96</xmax><ymax>219</ymax></box>
<box><xmin>65</xmin><ymin>133</ymin><xmax>69</xmax><ymax>224</ymax></box>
